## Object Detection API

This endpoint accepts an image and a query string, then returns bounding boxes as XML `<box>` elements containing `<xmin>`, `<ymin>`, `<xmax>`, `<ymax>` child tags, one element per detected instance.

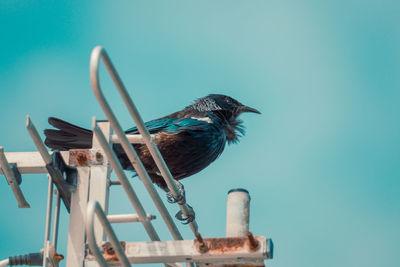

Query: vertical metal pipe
<box><xmin>43</xmin><ymin>175</ymin><xmax>54</xmax><ymax>267</ymax></box>
<box><xmin>89</xmin><ymin>119</ymin><xmax>112</xmax><ymax>244</ymax></box>
<box><xmin>44</xmin><ymin>175</ymin><xmax>54</xmax><ymax>242</ymax></box>
<box><xmin>52</xmin><ymin>190</ymin><xmax>61</xmax><ymax>250</ymax></box>
<box><xmin>226</xmin><ymin>188</ymin><xmax>250</xmax><ymax>237</ymax></box>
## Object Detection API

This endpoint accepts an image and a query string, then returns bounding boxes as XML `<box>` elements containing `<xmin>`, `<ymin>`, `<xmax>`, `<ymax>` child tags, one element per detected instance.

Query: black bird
<box><xmin>44</xmin><ymin>94</ymin><xmax>260</xmax><ymax>222</ymax></box>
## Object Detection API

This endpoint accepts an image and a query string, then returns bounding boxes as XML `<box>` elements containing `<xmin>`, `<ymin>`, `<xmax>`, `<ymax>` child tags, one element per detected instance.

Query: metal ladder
<box><xmin>0</xmin><ymin>46</ymin><xmax>273</xmax><ymax>267</ymax></box>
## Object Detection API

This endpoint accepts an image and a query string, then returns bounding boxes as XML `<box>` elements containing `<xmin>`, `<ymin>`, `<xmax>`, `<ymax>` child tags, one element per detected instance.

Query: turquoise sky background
<box><xmin>1</xmin><ymin>1</ymin><xmax>399</xmax><ymax>267</ymax></box>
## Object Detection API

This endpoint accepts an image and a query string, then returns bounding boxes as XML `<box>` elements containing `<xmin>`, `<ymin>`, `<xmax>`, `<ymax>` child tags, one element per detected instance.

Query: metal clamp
<box><xmin>25</xmin><ymin>115</ymin><xmax>77</xmax><ymax>212</ymax></box>
<box><xmin>45</xmin><ymin>151</ymin><xmax>77</xmax><ymax>213</ymax></box>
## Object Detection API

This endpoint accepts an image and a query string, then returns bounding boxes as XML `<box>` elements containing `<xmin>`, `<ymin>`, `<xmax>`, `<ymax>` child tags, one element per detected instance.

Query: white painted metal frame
<box><xmin>65</xmin><ymin>120</ymin><xmax>114</xmax><ymax>267</ymax></box>
<box><xmin>0</xmin><ymin>45</ymin><xmax>273</xmax><ymax>267</ymax></box>
<box><xmin>86</xmin><ymin>199</ymin><xmax>272</xmax><ymax>266</ymax></box>
<box><xmin>89</xmin><ymin>120</ymin><xmax>113</xmax><ymax>244</ymax></box>
<box><xmin>110</xmin><ymin>237</ymin><xmax>270</xmax><ymax>265</ymax></box>
<box><xmin>0</xmin><ymin>131</ymin><xmax>156</xmax><ymax>176</ymax></box>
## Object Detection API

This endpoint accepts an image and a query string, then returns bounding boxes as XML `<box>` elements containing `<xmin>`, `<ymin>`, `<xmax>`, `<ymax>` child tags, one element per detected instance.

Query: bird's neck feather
<box><xmin>165</xmin><ymin>108</ymin><xmax>244</xmax><ymax>144</ymax></box>
<box><xmin>208</xmin><ymin>111</ymin><xmax>245</xmax><ymax>144</ymax></box>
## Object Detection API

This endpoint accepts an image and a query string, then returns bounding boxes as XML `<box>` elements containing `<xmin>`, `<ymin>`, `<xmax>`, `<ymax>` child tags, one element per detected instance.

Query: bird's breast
<box><xmin>141</xmin><ymin>125</ymin><xmax>226</xmax><ymax>180</ymax></box>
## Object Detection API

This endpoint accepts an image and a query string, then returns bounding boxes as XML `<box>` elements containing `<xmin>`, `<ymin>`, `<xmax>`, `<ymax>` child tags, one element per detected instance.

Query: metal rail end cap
<box><xmin>227</xmin><ymin>188</ymin><xmax>249</xmax><ymax>195</ymax></box>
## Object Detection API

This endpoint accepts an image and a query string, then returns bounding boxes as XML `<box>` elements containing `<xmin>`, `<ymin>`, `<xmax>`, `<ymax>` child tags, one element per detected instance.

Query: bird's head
<box><xmin>189</xmin><ymin>94</ymin><xmax>261</xmax><ymax>143</ymax></box>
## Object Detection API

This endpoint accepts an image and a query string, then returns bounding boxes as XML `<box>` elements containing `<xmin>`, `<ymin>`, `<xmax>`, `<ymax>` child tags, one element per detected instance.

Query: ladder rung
<box><xmin>107</xmin><ymin>213</ymin><xmax>156</xmax><ymax>223</ymax></box>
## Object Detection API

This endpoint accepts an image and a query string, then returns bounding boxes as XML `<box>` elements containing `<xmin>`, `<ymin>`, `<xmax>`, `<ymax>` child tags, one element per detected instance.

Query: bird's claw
<box><xmin>166</xmin><ymin>181</ymin><xmax>186</xmax><ymax>205</ymax></box>
<box><xmin>165</xmin><ymin>181</ymin><xmax>194</xmax><ymax>224</ymax></box>
<box><xmin>175</xmin><ymin>204</ymin><xmax>195</xmax><ymax>224</ymax></box>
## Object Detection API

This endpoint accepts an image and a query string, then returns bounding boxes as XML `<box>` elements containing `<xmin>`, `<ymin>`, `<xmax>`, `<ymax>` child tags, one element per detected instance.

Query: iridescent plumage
<box><xmin>44</xmin><ymin>94</ymin><xmax>260</xmax><ymax>190</ymax></box>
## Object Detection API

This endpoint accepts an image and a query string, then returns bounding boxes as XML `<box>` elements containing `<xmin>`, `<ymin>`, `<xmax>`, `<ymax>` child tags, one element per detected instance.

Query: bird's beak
<box><xmin>240</xmin><ymin>105</ymin><xmax>261</xmax><ymax>114</ymax></box>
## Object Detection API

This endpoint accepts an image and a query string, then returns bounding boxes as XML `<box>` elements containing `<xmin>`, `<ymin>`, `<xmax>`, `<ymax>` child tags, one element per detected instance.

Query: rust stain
<box><xmin>96</xmin><ymin>151</ymin><xmax>103</xmax><ymax>163</ymax></box>
<box><xmin>208</xmin><ymin>237</ymin><xmax>246</xmax><ymax>252</ymax></box>
<box><xmin>76</xmin><ymin>153</ymin><xmax>88</xmax><ymax>166</ymax></box>
<box><xmin>195</xmin><ymin>232</ymin><xmax>209</xmax><ymax>253</ymax></box>
<box><xmin>195</xmin><ymin>236</ymin><xmax>255</xmax><ymax>254</ymax></box>
<box><xmin>53</xmin><ymin>254</ymin><xmax>64</xmax><ymax>265</ymax></box>
<box><xmin>102</xmin><ymin>241</ymin><xmax>126</xmax><ymax>262</ymax></box>
<box><xmin>247</xmin><ymin>232</ymin><xmax>259</xmax><ymax>251</ymax></box>
<box><xmin>69</xmin><ymin>149</ymin><xmax>106</xmax><ymax>166</ymax></box>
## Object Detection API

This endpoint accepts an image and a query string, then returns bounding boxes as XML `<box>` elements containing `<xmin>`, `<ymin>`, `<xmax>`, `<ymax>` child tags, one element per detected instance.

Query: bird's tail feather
<box><xmin>44</xmin><ymin>117</ymin><xmax>93</xmax><ymax>150</ymax></box>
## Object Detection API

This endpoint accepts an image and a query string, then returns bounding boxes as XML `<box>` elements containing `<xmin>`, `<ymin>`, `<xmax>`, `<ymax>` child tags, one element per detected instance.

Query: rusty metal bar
<box><xmin>90</xmin><ymin>46</ymin><xmax>198</xmax><ymax>234</ymax></box>
<box><xmin>86</xmin><ymin>200</ymin><xmax>131</xmax><ymax>267</ymax></box>
<box><xmin>0</xmin><ymin>146</ymin><xmax>30</xmax><ymax>208</ymax></box>
<box><xmin>86</xmin><ymin>236</ymin><xmax>272</xmax><ymax>265</ymax></box>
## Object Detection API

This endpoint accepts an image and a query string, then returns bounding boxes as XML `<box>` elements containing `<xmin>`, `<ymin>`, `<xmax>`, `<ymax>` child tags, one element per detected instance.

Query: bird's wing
<box><xmin>125</xmin><ymin>117</ymin><xmax>212</xmax><ymax>135</ymax></box>
<box><xmin>125</xmin><ymin>118</ymin><xmax>174</xmax><ymax>134</ymax></box>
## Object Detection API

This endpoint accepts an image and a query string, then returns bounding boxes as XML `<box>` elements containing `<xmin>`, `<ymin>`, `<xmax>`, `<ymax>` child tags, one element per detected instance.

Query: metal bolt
<box><xmin>195</xmin><ymin>232</ymin><xmax>209</xmax><ymax>253</ymax></box>
<box><xmin>110</xmin><ymin>180</ymin><xmax>121</xmax><ymax>185</ymax></box>
<box><xmin>247</xmin><ymin>232</ymin><xmax>259</xmax><ymax>251</ymax></box>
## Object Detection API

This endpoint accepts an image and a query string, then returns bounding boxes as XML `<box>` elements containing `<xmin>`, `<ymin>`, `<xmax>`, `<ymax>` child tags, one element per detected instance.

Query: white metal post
<box><xmin>65</xmin><ymin>166</ymin><xmax>90</xmax><ymax>267</ymax></box>
<box><xmin>88</xmin><ymin>120</ymin><xmax>112</xmax><ymax>243</ymax></box>
<box><xmin>66</xmin><ymin>121</ymin><xmax>112</xmax><ymax>267</ymax></box>
<box><xmin>52</xmin><ymin>190</ymin><xmax>61</xmax><ymax>250</ymax></box>
<box><xmin>43</xmin><ymin>175</ymin><xmax>54</xmax><ymax>267</ymax></box>
<box><xmin>226</xmin><ymin>188</ymin><xmax>250</xmax><ymax>237</ymax></box>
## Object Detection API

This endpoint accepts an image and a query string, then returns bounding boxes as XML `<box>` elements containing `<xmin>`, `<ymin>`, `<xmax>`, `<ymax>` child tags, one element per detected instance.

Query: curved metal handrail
<box><xmin>86</xmin><ymin>200</ymin><xmax>131</xmax><ymax>267</ymax></box>
<box><xmin>89</xmin><ymin>46</ymin><xmax>198</xmax><ymax>234</ymax></box>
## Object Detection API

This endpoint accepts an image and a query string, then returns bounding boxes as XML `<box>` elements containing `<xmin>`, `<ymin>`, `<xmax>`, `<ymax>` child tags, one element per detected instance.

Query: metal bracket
<box><xmin>0</xmin><ymin>146</ymin><xmax>30</xmax><ymax>208</ymax></box>
<box><xmin>9</xmin><ymin>163</ymin><xmax>22</xmax><ymax>185</ymax></box>
<box><xmin>45</xmin><ymin>151</ymin><xmax>77</xmax><ymax>213</ymax></box>
<box><xmin>2</xmin><ymin>163</ymin><xmax>22</xmax><ymax>186</ymax></box>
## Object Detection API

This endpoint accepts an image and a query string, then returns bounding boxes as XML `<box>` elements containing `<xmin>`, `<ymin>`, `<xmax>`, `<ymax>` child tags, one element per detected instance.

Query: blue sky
<box><xmin>1</xmin><ymin>1</ymin><xmax>399</xmax><ymax>267</ymax></box>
